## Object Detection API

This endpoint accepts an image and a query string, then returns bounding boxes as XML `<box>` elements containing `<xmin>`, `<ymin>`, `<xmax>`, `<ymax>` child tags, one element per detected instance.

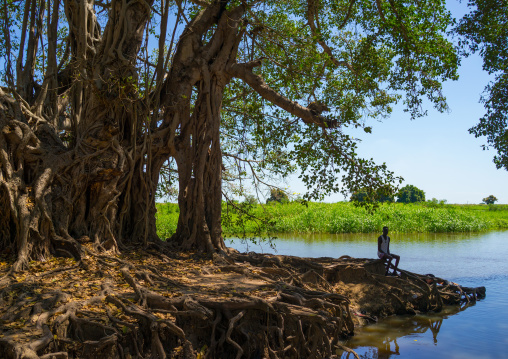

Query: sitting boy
<box><xmin>378</xmin><ymin>226</ymin><xmax>400</xmax><ymax>276</ymax></box>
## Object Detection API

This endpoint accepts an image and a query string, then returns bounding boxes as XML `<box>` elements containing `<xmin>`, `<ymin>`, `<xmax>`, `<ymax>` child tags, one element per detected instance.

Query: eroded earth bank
<box><xmin>0</xmin><ymin>246</ymin><xmax>485</xmax><ymax>359</ymax></box>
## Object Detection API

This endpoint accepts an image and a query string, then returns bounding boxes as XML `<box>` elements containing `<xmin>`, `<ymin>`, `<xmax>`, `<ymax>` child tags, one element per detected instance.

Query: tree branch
<box><xmin>160</xmin><ymin>1</ymin><xmax>224</xmax><ymax>106</ymax></box>
<box><xmin>227</xmin><ymin>61</ymin><xmax>337</xmax><ymax>128</ymax></box>
<box><xmin>306</xmin><ymin>0</ymin><xmax>354</xmax><ymax>72</ymax></box>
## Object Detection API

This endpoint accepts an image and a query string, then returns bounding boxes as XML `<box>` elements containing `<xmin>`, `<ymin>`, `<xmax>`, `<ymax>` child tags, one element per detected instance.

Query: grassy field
<box><xmin>155</xmin><ymin>202</ymin><xmax>508</xmax><ymax>239</ymax></box>
<box><xmin>155</xmin><ymin>202</ymin><xmax>180</xmax><ymax>239</ymax></box>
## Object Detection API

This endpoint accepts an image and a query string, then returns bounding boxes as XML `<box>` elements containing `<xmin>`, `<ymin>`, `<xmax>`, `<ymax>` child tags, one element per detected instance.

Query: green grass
<box><xmin>155</xmin><ymin>203</ymin><xmax>179</xmax><ymax>239</ymax></box>
<box><xmin>156</xmin><ymin>202</ymin><xmax>508</xmax><ymax>238</ymax></box>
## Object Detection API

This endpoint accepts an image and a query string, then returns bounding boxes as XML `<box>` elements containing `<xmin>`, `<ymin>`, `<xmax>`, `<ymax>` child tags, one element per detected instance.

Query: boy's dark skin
<box><xmin>378</xmin><ymin>227</ymin><xmax>400</xmax><ymax>276</ymax></box>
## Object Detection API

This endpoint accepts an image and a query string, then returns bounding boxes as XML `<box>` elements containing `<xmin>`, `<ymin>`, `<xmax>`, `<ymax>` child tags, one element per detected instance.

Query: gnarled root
<box><xmin>0</xmin><ymin>249</ymin><xmax>484</xmax><ymax>358</ymax></box>
<box><xmin>0</xmin><ymin>248</ymin><xmax>360</xmax><ymax>358</ymax></box>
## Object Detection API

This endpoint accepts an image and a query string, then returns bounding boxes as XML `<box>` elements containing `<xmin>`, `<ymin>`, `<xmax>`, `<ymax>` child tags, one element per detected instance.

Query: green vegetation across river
<box><xmin>156</xmin><ymin>202</ymin><xmax>508</xmax><ymax>239</ymax></box>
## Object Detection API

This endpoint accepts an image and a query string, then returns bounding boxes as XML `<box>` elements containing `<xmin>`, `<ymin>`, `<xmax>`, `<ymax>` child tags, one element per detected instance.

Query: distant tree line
<box><xmin>350</xmin><ymin>186</ymin><xmax>502</xmax><ymax>206</ymax></box>
<box><xmin>350</xmin><ymin>184</ymin><xmax>426</xmax><ymax>204</ymax></box>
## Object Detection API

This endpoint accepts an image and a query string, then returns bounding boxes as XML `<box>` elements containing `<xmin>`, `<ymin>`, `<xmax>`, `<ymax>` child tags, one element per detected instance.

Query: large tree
<box><xmin>0</xmin><ymin>0</ymin><xmax>458</xmax><ymax>270</ymax></box>
<box><xmin>457</xmin><ymin>0</ymin><xmax>508</xmax><ymax>170</ymax></box>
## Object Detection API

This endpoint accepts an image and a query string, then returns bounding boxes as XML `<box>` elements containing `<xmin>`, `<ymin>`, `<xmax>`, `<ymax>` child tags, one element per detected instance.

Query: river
<box><xmin>225</xmin><ymin>231</ymin><xmax>508</xmax><ymax>359</ymax></box>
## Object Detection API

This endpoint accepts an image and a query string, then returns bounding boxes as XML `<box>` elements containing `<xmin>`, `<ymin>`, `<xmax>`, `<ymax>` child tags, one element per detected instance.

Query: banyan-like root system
<box><xmin>0</xmin><ymin>247</ymin><xmax>485</xmax><ymax>359</ymax></box>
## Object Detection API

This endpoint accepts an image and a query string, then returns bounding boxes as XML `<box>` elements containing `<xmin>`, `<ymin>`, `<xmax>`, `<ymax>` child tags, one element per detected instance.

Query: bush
<box><xmin>396</xmin><ymin>185</ymin><xmax>425</xmax><ymax>203</ymax></box>
<box><xmin>243</xmin><ymin>195</ymin><xmax>258</xmax><ymax>205</ymax></box>
<box><xmin>482</xmin><ymin>195</ymin><xmax>498</xmax><ymax>205</ymax></box>
<box><xmin>349</xmin><ymin>189</ymin><xmax>369</xmax><ymax>202</ymax></box>
<box><xmin>266</xmin><ymin>188</ymin><xmax>289</xmax><ymax>204</ymax></box>
<box><xmin>425</xmin><ymin>198</ymin><xmax>447</xmax><ymax>207</ymax></box>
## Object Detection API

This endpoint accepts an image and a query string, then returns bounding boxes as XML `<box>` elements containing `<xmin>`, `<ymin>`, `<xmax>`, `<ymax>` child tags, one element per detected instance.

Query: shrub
<box><xmin>482</xmin><ymin>195</ymin><xmax>498</xmax><ymax>205</ymax></box>
<box><xmin>243</xmin><ymin>195</ymin><xmax>258</xmax><ymax>205</ymax></box>
<box><xmin>426</xmin><ymin>198</ymin><xmax>447</xmax><ymax>207</ymax></box>
<box><xmin>266</xmin><ymin>188</ymin><xmax>289</xmax><ymax>204</ymax></box>
<box><xmin>397</xmin><ymin>185</ymin><xmax>425</xmax><ymax>203</ymax></box>
<box><xmin>349</xmin><ymin>189</ymin><xmax>370</xmax><ymax>202</ymax></box>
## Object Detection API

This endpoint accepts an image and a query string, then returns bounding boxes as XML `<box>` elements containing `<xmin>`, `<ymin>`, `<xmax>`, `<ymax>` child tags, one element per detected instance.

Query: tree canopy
<box><xmin>482</xmin><ymin>195</ymin><xmax>498</xmax><ymax>204</ymax></box>
<box><xmin>396</xmin><ymin>184</ymin><xmax>425</xmax><ymax>203</ymax></box>
<box><xmin>0</xmin><ymin>0</ymin><xmax>460</xmax><ymax>268</ymax></box>
<box><xmin>457</xmin><ymin>0</ymin><xmax>508</xmax><ymax>170</ymax></box>
<box><xmin>266</xmin><ymin>189</ymin><xmax>289</xmax><ymax>204</ymax></box>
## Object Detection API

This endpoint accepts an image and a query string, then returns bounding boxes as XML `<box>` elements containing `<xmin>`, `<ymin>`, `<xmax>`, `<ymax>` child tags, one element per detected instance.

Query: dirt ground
<box><xmin>0</xmin><ymin>245</ymin><xmax>485</xmax><ymax>359</ymax></box>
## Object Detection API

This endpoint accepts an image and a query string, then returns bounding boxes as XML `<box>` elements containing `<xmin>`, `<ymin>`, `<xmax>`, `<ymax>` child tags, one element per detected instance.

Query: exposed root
<box><xmin>0</xmin><ymin>248</ymin><xmax>485</xmax><ymax>359</ymax></box>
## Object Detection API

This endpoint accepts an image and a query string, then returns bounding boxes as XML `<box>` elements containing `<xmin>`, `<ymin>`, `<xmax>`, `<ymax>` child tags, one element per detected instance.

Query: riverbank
<box><xmin>156</xmin><ymin>202</ymin><xmax>508</xmax><ymax>238</ymax></box>
<box><xmin>0</xmin><ymin>246</ymin><xmax>483</xmax><ymax>358</ymax></box>
<box><xmin>225</xmin><ymin>230</ymin><xmax>505</xmax><ymax>359</ymax></box>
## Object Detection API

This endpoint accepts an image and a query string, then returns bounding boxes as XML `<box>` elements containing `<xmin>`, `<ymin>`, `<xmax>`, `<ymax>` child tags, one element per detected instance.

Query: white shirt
<box><xmin>378</xmin><ymin>235</ymin><xmax>390</xmax><ymax>257</ymax></box>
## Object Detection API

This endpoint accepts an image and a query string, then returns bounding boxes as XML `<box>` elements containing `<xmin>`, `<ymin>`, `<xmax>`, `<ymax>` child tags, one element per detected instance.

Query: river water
<box><xmin>225</xmin><ymin>231</ymin><xmax>508</xmax><ymax>359</ymax></box>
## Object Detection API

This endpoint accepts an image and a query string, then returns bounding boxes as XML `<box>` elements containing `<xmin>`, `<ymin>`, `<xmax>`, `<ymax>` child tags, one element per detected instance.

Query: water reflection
<box><xmin>253</xmin><ymin>231</ymin><xmax>485</xmax><ymax>244</ymax></box>
<box><xmin>342</xmin><ymin>304</ymin><xmax>473</xmax><ymax>359</ymax></box>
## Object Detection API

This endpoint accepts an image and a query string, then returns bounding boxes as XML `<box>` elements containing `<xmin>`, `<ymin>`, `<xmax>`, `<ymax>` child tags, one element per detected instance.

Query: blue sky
<box><xmin>289</xmin><ymin>51</ymin><xmax>508</xmax><ymax>204</ymax></box>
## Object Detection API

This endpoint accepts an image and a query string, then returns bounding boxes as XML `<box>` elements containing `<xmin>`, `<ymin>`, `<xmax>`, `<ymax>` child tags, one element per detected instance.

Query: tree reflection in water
<box><xmin>341</xmin><ymin>302</ymin><xmax>473</xmax><ymax>359</ymax></box>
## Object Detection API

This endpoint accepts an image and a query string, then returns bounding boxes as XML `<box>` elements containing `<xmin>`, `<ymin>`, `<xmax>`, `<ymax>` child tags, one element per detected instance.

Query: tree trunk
<box><xmin>0</xmin><ymin>1</ymin><xmax>249</xmax><ymax>269</ymax></box>
<box><xmin>0</xmin><ymin>87</ymin><xmax>162</xmax><ymax>270</ymax></box>
<box><xmin>172</xmin><ymin>78</ymin><xmax>226</xmax><ymax>252</ymax></box>
<box><xmin>163</xmin><ymin>3</ymin><xmax>246</xmax><ymax>253</ymax></box>
<box><xmin>0</xmin><ymin>0</ymin><xmax>162</xmax><ymax>270</ymax></box>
